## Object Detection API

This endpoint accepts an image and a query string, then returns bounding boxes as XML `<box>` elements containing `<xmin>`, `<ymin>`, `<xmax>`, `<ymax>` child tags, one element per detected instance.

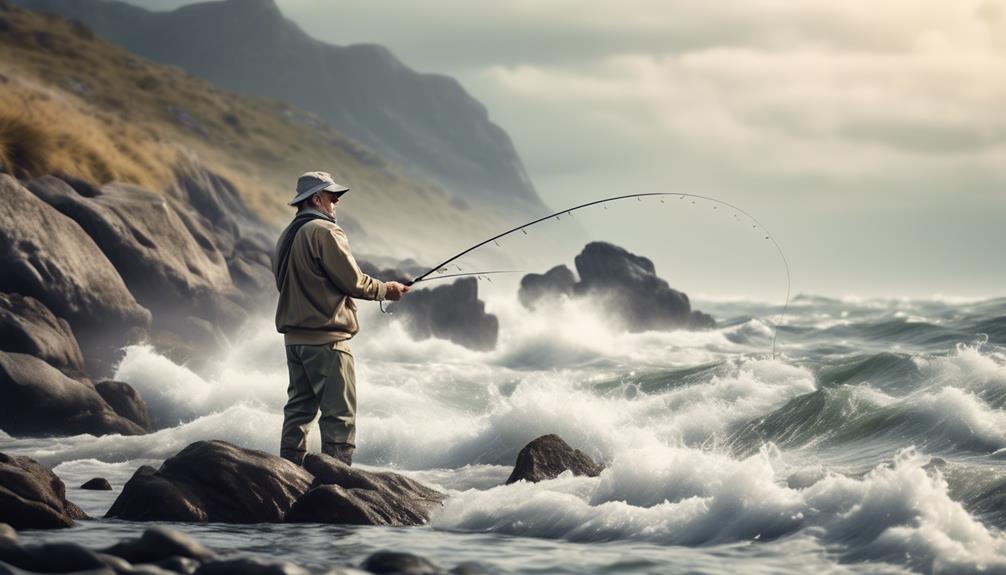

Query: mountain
<box><xmin>14</xmin><ymin>0</ymin><xmax>549</xmax><ymax>218</ymax></box>
<box><xmin>0</xmin><ymin>0</ymin><xmax>500</xmax><ymax>261</ymax></box>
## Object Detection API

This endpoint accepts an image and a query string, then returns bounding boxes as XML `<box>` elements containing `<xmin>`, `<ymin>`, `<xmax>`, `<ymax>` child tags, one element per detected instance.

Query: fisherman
<box><xmin>273</xmin><ymin>171</ymin><xmax>410</xmax><ymax>466</ymax></box>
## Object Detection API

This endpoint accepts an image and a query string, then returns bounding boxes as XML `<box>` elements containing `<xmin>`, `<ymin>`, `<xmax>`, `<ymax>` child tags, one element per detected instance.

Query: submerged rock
<box><xmin>94</xmin><ymin>379</ymin><xmax>152</xmax><ymax>431</ymax></box>
<box><xmin>196</xmin><ymin>556</ymin><xmax>309</xmax><ymax>575</ymax></box>
<box><xmin>80</xmin><ymin>477</ymin><xmax>113</xmax><ymax>491</ymax></box>
<box><xmin>0</xmin><ymin>292</ymin><xmax>86</xmax><ymax>379</ymax></box>
<box><xmin>0</xmin><ymin>452</ymin><xmax>87</xmax><ymax>529</ymax></box>
<box><xmin>103</xmin><ymin>527</ymin><xmax>213</xmax><ymax>564</ymax></box>
<box><xmin>0</xmin><ymin>351</ymin><xmax>146</xmax><ymax>437</ymax></box>
<box><xmin>505</xmin><ymin>434</ymin><xmax>604</xmax><ymax>485</ymax></box>
<box><xmin>362</xmin><ymin>551</ymin><xmax>442</xmax><ymax>575</ymax></box>
<box><xmin>286</xmin><ymin>454</ymin><xmax>444</xmax><ymax>526</ymax></box>
<box><xmin>388</xmin><ymin>277</ymin><xmax>498</xmax><ymax>351</ymax></box>
<box><xmin>106</xmin><ymin>440</ymin><xmax>313</xmax><ymax>523</ymax></box>
<box><xmin>0</xmin><ymin>541</ymin><xmax>110</xmax><ymax>573</ymax></box>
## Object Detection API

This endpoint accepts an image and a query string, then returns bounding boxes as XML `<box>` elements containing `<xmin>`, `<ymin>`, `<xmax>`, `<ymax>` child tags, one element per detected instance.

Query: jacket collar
<box><xmin>299</xmin><ymin>207</ymin><xmax>337</xmax><ymax>223</ymax></box>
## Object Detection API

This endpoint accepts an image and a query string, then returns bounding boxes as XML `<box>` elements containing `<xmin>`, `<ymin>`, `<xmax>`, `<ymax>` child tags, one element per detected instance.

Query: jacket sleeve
<box><xmin>315</xmin><ymin>224</ymin><xmax>388</xmax><ymax>301</ymax></box>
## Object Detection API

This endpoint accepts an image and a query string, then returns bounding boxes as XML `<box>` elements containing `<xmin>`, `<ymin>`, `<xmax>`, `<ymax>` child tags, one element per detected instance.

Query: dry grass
<box><xmin>0</xmin><ymin>3</ymin><xmax>501</xmax><ymax>257</ymax></box>
<box><xmin>0</xmin><ymin>112</ymin><xmax>50</xmax><ymax>178</ymax></box>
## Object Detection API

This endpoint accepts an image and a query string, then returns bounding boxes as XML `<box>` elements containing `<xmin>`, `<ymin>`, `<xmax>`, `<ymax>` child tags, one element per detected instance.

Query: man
<box><xmin>273</xmin><ymin>171</ymin><xmax>409</xmax><ymax>466</ymax></box>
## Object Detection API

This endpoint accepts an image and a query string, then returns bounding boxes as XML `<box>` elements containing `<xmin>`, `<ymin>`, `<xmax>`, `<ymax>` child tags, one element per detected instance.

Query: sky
<box><xmin>128</xmin><ymin>0</ymin><xmax>1006</xmax><ymax>300</ymax></box>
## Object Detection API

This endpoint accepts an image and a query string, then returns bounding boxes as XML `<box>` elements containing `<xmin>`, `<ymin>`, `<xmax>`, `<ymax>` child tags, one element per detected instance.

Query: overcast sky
<box><xmin>129</xmin><ymin>0</ymin><xmax>1006</xmax><ymax>300</ymax></box>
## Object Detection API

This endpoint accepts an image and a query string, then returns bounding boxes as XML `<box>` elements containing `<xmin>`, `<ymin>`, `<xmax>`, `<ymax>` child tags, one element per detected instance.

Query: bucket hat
<box><xmin>289</xmin><ymin>171</ymin><xmax>350</xmax><ymax>206</ymax></box>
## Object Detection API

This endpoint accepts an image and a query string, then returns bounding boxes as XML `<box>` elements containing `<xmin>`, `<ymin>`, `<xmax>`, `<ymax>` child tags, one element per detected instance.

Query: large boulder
<box><xmin>519</xmin><ymin>242</ymin><xmax>716</xmax><ymax>332</ymax></box>
<box><xmin>0</xmin><ymin>452</ymin><xmax>87</xmax><ymax>529</ymax></box>
<box><xmin>388</xmin><ymin>278</ymin><xmax>498</xmax><ymax>351</ymax></box>
<box><xmin>505</xmin><ymin>434</ymin><xmax>604</xmax><ymax>485</ymax></box>
<box><xmin>106</xmin><ymin>440</ymin><xmax>313</xmax><ymax>523</ymax></box>
<box><xmin>0</xmin><ymin>175</ymin><xmax>150</xmax><ymax>375</ymax></box>
<box><xmin>94</xmin><ymin>380</ymin><xmax>152</xmax><ymax>432</ymax></box>
<box><xmin>285</xmin><ymin>454</ymin><xmax>444</xmax><ymax>526</ymax></box>
<box><xmin>0</xmin><ymin>292</ymin><xmax>85</xmax><ymax>378</ymax></box>
<box><xmin>0</xmin><ymin>351</ymin><xmax>146</xmax><ymax>437</ymax></box>
<box><xmin>26</xmin><ymin>176</ymin><xmax>243</xmax><ymax>329</ymax></box>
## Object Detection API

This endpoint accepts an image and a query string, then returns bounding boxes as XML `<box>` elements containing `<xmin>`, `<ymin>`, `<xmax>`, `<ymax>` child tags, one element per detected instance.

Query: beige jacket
<box><xmin>273</xmin><ymin>212</ymin><xmax>387</xmax><ymax>345</ymax></box>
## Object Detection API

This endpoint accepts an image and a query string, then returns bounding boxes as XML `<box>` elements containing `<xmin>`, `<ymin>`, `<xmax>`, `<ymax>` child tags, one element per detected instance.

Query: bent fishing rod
<box><xmin>398</xmin><ymin>192</ymin><xmax>792</xmax><ymax>357</ymax></box>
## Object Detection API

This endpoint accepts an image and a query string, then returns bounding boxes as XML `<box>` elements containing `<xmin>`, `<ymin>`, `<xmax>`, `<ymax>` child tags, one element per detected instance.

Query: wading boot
<box><xmin>325</xmin><ymin>443</ymin><xmax>354</xmax><ymax>466</ymax></box>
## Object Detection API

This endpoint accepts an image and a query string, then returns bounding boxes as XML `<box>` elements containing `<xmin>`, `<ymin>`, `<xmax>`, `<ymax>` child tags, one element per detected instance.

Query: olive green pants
<box><xmin>280</xmin><ymin>343</ymin><xmax>356</xmax><ymax>464</ymax></box>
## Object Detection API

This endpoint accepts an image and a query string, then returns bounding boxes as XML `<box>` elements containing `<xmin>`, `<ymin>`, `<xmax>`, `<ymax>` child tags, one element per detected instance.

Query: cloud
<box><xmin>120</xmin><ymin>0</ymin><xmax>1006</xmax><ymax>296</ymax></box>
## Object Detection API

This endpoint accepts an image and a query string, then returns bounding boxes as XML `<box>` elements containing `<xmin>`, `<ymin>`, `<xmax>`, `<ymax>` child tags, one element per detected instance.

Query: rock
<box><xmin>517</xmin><ymin>265</ymin><xmax>575</xmax><ymax>310</ymax></box>
<box><xmin>0</xmin><ymin>541</ymin><xmax>109</xmax><ymax>574</ymax></box>
<box><xmin>94</xmin><ymin>380</ymin><xmax>152</xmax><ymax>431</ymax></box>
<box><xmin>196</xmin><ymin>557</ymin><xmax>308</xmax><ymax>575</ymax></box>
<box><xmin>0</xmin><ymin>524</ymin><xmax>15</xmax><ymax>542</ymax></box>
<box><xmin>155</xmin><ymin>556</ymin><xmax>203</xmax><ymax>574</ymax></box>
<box><xmin>505</xmin><ymin>434</ymin><xmax>603</xmax><ymax>485</ymax></box>
<box><xmin>25</xmin><ymin>176</ymin><xmax>241</xmax><ymax>329</ymax></box>
<box><xmin>388</xmin><ymin>278</ymin><xmax>498</xmax><ymax>351</ymax></box>
<box><xmin>106</xmin><ymin>441</ymin><xmax>313</xmax><ymax>523</ymax></box>
<box><xmin>688</xmin><ymin>309</ymin><xmax>716</xmax><ymax>330</ymax></box>
<box><xmin>0</xmin><ymin>352</ymin><xmax>146</xmax><ymax>437</ymax></box>
<box><xmin>0</xmin><ymin>175</ymin><xmax>150</xmax><ymax>376</ymax></box>
<box><xmin>361</xmin><ymin>551</ymin><xmax>442</xmax><ymax>575</ymax></box>
<box><xmin>283</xmin><ymin>454</ymin><xmax>444</xmax><ymax>526</ymax></box>
<box><xmin>0</xmin><ymin>293</ymin><xmax>85</xmax><ymax>378</ymax></box>
<box><xmin>0</xmin><ymin>452</ymin><xmax>87</xmax><ymax>529</ymax></box>
<box><xmin>518</xmin><ymin>242</ymin><xmax>716</xmax><ymax>333</ymax></box>
<box><xmin>79</xmin><ymin>477</ymin><xmax>112</xmax><ymax>491</ymax></box>
<box><xmin>449</xmin><ymin>563</ymin><xmax>491</xmax><ymax>575</ymax></box>
<box><xmin>103</xmin><ymin>527</ymin><xmax>214</xmax><ymax>564</ymax></box>
<box><xmin>168</xmin><ymin>153</ymin><xmax>260</xmax><ymax>255</ymax></box>
<box><xmin>574</xmin><ymin>242</ymin><xmax>693</xmax><ymax>331</ymax></box>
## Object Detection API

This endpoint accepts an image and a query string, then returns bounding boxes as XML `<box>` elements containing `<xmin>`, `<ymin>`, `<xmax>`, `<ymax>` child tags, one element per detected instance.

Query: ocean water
<box><xmin>4</xmin><ymin>293</ymin><xmax>1006</xmax><ymax>574</ymax></box>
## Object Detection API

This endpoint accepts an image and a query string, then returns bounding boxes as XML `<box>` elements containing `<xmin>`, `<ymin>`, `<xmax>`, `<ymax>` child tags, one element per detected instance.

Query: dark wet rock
<box><xmin>196</xmin><ymin>557</ymin><xmax>308</xmax><ymax>575</ymax></box>
<box><xmin>0</xmin><ymin>175</ymin><xmax>150</xmax><ymax>376</ymax></box>
<box><xmin>688</xmin><ymin>309</ymin><xmax>716</xmax><ymax>330</ymax></box>
<box><xmin>25</xmin><ymin>176</ymin><xmax>242</xmax><ymax>330</ymax></box>
<box><xmin>388</xmin><ymin>278</ymin><xmax>498</xmax><ymax>351</ymax></box>
<box><xmin>286</xmin><ymin>454</ymin><xmax>444</xmax><ymax>526</ymax></box>
<box><xmin>94</xmin><ymin>380</ymin><xmax>152</xmax><ymax>432</ymax></box>
<box><xmin>449</xmin><ymin>563</ymin><xmax>492</xmax><ymax>575</ymax></box>
<box><xmin>0</xmin><ymin>541</ymin><xmax>108</xmax><ymax>573</ymax></box>
<box><xmin>0</xmin><ymin>452</ymin><xmax>86</xmax><ymax>529</ymax></box>
<box><xmin>574</xmin><ymin>242</ymin><xmax>692</xmax><ymax>330</ymax></box>
<box><xmin>0</xmin><ymin>352</ymin><xmax>146</xmax><ymax>437</ymax></box>
<box><xmin>106</xmin><ymin>441</ymin><xmax>313</xmax><ymax>523</ymax></box>
<box><xmin>0</xmin><ymin>293</ymin><xmax>85</xmax><ymax>378</ymax></box>
<box><xmin>79</xmin><ymin>477</ymin><xmax>112</xmax><ymax>491</ymax></box>
<box><xmin>362</xmin><ymin>551</ymin><xmax>442</xmax><ymax>575</ymax></box>
<box><xmin>518</xmin><ymin>242</ymin><xmax>715</xmax><ymax>332</ymax></box>
<box><xmin>103</xmin><ymin>527</ymin><xmax>214</xmax><ymax>565</ymax></box>
<box><xmin>155</xmin><ymin>556</ymin><xmax>202</xmax><ymax>575</ymax></box>
<box><xmin>506</xmin><ymin>434</ymin><xmax>604</xmax><ymax>485</ymax></box>
<box><xmin>518</xmin><ymin>265</ymin><xmax>576</xmax><ymax>310</ymax></box>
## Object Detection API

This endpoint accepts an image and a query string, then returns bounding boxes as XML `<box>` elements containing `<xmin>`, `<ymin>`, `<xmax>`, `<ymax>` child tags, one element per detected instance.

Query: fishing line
<box><xmin>401</xmin><ymin>193</ymin><xmax>791</xmax><ymax>357</ymax></box>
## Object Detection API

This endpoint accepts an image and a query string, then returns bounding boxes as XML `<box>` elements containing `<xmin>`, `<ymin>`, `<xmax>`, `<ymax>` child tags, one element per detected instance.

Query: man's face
<box><xmin>313</xmin><ymin>190</ymin><xmax>342</xmax><ymax>218</ymax></box>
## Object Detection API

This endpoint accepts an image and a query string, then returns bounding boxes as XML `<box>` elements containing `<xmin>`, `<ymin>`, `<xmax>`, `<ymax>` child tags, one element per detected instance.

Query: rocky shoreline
<box><xmin>0</xmin><ymin>435</ymin><xmax>602</xmax><ymax>574</ymax></box>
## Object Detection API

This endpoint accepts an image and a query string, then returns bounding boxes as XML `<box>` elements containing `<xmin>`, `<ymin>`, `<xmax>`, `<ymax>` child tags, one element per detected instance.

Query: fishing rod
<box><xmin>400</xmin><ymin>193</ymin><xmax>792</xmax><ymax>357</ymax></box>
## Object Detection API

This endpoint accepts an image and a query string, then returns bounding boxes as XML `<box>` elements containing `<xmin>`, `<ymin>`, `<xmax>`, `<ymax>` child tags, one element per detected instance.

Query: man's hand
<box><xmin>385</xmin><ymin>281</ymin><xmax>411</xmax><ymax>301</ymax></box>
